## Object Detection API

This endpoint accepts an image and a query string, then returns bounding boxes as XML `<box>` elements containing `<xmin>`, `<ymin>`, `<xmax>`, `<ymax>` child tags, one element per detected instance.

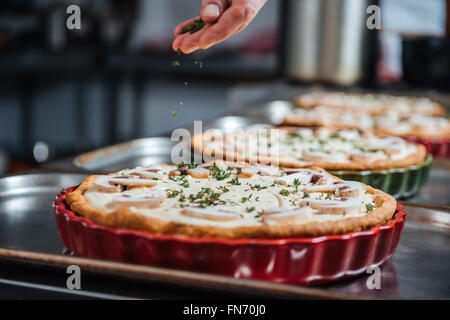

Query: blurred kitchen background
<box><xmin>0</xmin><ymin>0</ymin><xmax>449</xmax><ymax>175</ymax></box>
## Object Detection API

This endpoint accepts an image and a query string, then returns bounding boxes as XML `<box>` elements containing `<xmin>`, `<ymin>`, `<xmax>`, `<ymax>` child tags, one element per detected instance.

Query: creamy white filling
<box><xmin>203</xmin><ymin>128</ymin><xmax>417</xmax><ymax>164</ymax></box>
<box><xmin>84</xmin><ymin>166</ymin><xmax>376</xmax><ymax>228</ymax></box>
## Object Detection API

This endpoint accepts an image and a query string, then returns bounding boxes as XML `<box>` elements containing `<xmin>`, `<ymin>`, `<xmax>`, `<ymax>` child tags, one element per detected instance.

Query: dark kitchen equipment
<box><xmin>402</xmin><ymin>36</ymin><xmax>450</xmax><ymax>90</ymax></box>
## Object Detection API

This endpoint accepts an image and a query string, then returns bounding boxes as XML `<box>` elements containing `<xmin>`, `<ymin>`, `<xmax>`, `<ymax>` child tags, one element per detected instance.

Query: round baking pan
<box><xmin>330</xmin><ymin>155</ymin><xmax>432</xmax><ymax>199</ymax></box>
<box><xmin>54</xmin><ymin>187</ymin><xmax>407</xmax><ymax>285</ymax></box>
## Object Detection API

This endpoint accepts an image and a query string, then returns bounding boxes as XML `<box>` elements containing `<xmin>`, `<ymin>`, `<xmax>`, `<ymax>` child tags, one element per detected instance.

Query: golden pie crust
<box><xmin>66</xmin><ymin>164</ymin><xmax>397</xmax><ymax>239</ymax></box>
<box><xmin>282</xmin><ymin>111</ymin><xmax>450</xmax><ymax>140</ymax></box>
<box><xmin>374</xmin><ymin>125</ymin><xmax>450</xmax><ymax>140</ymax></box>
<box><xmin>192</xmin><ymin>127</ymin><xmax>427</xmax><ymax>171</ymax></box>
<box><xmin>295</xmin><ymin>92</ymin><xmax>446</xmax><ymax>117</ymax></box>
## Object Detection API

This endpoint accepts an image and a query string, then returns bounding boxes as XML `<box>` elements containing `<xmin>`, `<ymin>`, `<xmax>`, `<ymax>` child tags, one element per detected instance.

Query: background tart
<box><xmin>295</xmin><ymin>92</ymin><xmax>446</xmax><ymax>117</ymax></box>
<box><xmin>66</xmin><ymin>162</ymin><xmax>397</xmax><ymax>239</ymax></box>
<box><xmin>283</xmin><ymin>106</ymin><xmax>450</xmax><ymax>140</ymax></box>
<box><xmin>192</xmin><ymin>127</ymin><xmax>427</xmax><ymax>171</ymax></box>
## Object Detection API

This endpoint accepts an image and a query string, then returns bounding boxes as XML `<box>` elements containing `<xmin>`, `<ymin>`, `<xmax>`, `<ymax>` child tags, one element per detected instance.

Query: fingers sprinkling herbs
<box><xmin>181</xmin><ymin>18</ymin><xmax>206</xmax><ymax>34</ymax></box>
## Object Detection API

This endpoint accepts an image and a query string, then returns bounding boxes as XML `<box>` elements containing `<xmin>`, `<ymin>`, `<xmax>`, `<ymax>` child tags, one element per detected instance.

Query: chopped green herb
<box><xmin>181</xmin><ymin>18</ymin><xmax>206</xmax><ymax>34</ymax></box>
<box><xmin>280</xmin><ymin>189</ymin><xmax>290</xmax><ymax>196</ymax></box>
<box><xmin>209</xmin><ymin>163</ymin><xmax>231</xmax><ymax>181</ymax></box>
<box><xmin>366</xmin><ymin>203</ymin><xmax>374</xmax><ymax>212</ymax></box>
<box><xmin>167</xmin><ymin>189</ymin><xmax>182</xmax><ymax>198</ymax></box>
<box><xmin>252</xmin><ymin>184</ymin><xmax>268</xmax><ymax>191</ymax></box>
<box><xmin>187</xmin><ymin>187</ymin><xmax>225</xmax><ymax>207</ymax></box>
<box><xmin>180</xmin><ymin>179</ymin><xmax>190</xmax><ymax>188</ymax></box>
<box><xmin>241</xmin><ymin>194</ymin><xmax>253</xmax><ymax>203</ymax></box>
<box><xmin>246</xmin><ymin>207</ymin><xmax>256</xmax><ymax>213</ymax></box>
<box><xmin>293</xmin><ymin>178</ymin><xmax>300</xmax><ymax>192</ymax></box>
<box><xmin>228</xmin><ymin>177</ymin><xmax>241</xmax><ymax>186</ymax></box>
<box><xmin>302</xmin><ymin>192</ymin><xmax>310</xmax><ymax>198</ymax></box>
<box><xmin>177</xmin><ymin>163</ymin><xmax>199</xmax><ymax>169</ymax></box>
<box><xmin>218</xmin><ymin>186</ymin><xmax>230</xmax><ymax>193</ymax></box>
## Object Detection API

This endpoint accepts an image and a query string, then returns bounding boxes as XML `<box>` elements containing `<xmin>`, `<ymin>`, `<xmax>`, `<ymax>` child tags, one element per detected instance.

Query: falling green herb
<box><xmin>171</xmin><ymin>60</ymin><xmax>180</xmax><ymax>68</ymax></box>
<box><xmin>181</xmin><ymin>18</ymin><xmax>206</xmax><ymax>34</ymax></box>
<box><xmin>172</xmin><ymin>111</ymin><xmax>177</xmax><ymax>120</ymax></box>
<box><xmin>184</xmin><ymin>82</ymin><xmax>188</xmax><ymax>86</ymax></box>
<box><xmin>194</xmin><ymin>61</ymin><xmax>204</xmax><ymax>68</ymax></box>
<box><xmin>179</xmin><ymin>102</ymin><xmax>184</xmax><ymax>107</ymax></box>
<box><xmin>177</xmin><ymin>48</ymin><xmax>183</xmax><ymax>55</ymax></box>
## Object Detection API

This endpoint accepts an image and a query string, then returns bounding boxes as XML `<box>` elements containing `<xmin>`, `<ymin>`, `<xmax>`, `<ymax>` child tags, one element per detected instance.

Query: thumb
<box><xmin>201</xmin><ymin>0</ymin><xmax>228</xmax><ymax>23</ymax></box>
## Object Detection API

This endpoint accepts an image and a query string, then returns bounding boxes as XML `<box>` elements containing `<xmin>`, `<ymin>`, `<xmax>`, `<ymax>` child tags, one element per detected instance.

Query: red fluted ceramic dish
<box><xmin>54</xmin><ymin>187</ymin><xmax>407</xmax><ymax>285</ymax></box>
<box><xmin>405</xmin><ymin>137</ymin><xmax>450</xmax><ymax>158</ymax></box>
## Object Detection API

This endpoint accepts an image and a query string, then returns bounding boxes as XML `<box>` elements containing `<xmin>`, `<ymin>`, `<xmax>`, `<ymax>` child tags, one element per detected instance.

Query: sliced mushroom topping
<box><xmin>258</xmin><ymin>165</ymin><xmax>280</xmax><ymax>176</ymax></box>
<box><xmin>350</xmin><ymin>151</ymin><xmax>386</xmax><ymax>162</ymax></box>
<box><xmin>168</xmin><ymin>170</ymin><xmax>181</xmax><ymax>177</ymax></box>
<box><xmin>94</xmin><ymin>176</ymin><xmax>125</xmax><ymax>193</ymax></box>
<box><xmin>301</xmin><ymin>151</ymin><xmax>347</xmax><ymax>163</ymax></box>
<box><xmin>301</xmin><ymin>184</ymin><xmax>337</xmax><ymax>193</ymax></box>
<box><xmin>310</xmin><ymin>173</ymin><xmax>330</xmax><ymax>185</ymax></box>
<box><xmin>262</xmin><ymin>206</ymin><xmax>315</xmax><ymax>225</ymax></box>
<box><xmin>95</xmin><ymin>175</ymin><xmax>159</xmax><ymax>191</ymax></box>
<box><xmin>187</xmin><ymin>167</ymin><xmax>209</xmax><ymax>179</ymax></box>
<box><xmin>111</xmin><ymin>177</ymin><xmax>159</xmax><ymax>188</ymax></box>
<box><xmin>382</xmin><ymin>147</ymin><xmax>402</xmax><ymax>156</ymax></box>
<box><xmin>124</xmin><ymin>169</ymin><xmax>164</xmax><ymax>180</ymax></box>
<box><xmin>276</xmin><ymin>170</ymin><xmax>329</xmax><ymax>186</ymax></box>
<box><xmin>111</xmin><ymin>191</ymin><xmax>166</xmax><ymax>209</ymax></box>
<box><xmin>181</xmin><ymin>207</ymin><xmax>241</xmax><ymax>221</ymax></box>
<box><xmin>300</xmin><ymin>198</ymin><xmax>362</xmax><ymax>216</ymax></box>
<box><xmin>239</xmin><ymin>167</ymin><xmax>259</xmax><ymax>178</ymax></box>
<box><xmin>334</xmin><ymin>181</ymin><xmax>366</xmax><ymax>198</ymax></box>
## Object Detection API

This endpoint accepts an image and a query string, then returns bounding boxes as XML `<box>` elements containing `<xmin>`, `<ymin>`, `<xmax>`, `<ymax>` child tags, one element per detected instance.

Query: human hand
<box><xmin>173</xmin><ymin>0</ymin><xmax>267</xmax><ymax>54</ymax></box>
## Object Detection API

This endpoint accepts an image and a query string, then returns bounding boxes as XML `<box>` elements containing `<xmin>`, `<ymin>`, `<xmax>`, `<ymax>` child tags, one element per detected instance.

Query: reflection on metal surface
<box><xmin>73</xmin><ymin>137</ymin><xmax>176</xmax><ymax>173</ymax></box>
<box><xmin>0</xmin><ymin>173</ymin><xmax>87</xmax><ymax>254</ymax></box>
<box><xmin>235</xmin><ymin>100</ymin><xmax>294</xmax><ymax>124</ymax></box>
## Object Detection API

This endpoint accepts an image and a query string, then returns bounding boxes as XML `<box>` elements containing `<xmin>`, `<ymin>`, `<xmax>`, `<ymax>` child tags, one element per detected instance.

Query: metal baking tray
<box><xmin>0</xmin><ymin>173</ymin><xmax>87</xmax><ymax>254</ymax></box>
<box><xmin>0</xmin><ymin>172</ymin><xmax>448</xmax><ymax>299</ymax></box>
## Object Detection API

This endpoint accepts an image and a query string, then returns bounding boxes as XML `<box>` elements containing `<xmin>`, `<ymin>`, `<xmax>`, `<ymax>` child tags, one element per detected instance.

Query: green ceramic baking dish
<box><xmin>330</xmin><ymin>155</ymin><xmax>432</xmax><ymax>199</ymax></box>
